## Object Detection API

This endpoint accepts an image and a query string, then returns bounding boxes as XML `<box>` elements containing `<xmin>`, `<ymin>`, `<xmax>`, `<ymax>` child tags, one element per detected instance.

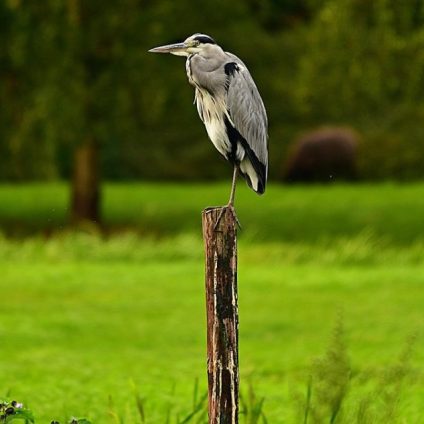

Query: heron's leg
<box><xmin>214</xmin><ymin>165</ymin><xmax>241</xmax><ymax>231</ymax></box>
<box><xmin>228</xmin><ymin>165</ymin><xmax>238</xmax><ymax>206</ymax></box>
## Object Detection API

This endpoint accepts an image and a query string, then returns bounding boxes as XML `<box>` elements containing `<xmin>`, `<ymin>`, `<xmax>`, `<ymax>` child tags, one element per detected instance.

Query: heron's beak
<box><xmin>148</xmin><ymin>42</ymin><xmax>189</xmax><ymax>56</ymax></box>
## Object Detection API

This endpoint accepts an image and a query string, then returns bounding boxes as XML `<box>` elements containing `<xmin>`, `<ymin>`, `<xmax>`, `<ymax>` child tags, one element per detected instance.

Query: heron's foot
<box><xmin>213</xmin><ymin>204</ymin><xmax>242</xmax><ymax>231</ymax></box>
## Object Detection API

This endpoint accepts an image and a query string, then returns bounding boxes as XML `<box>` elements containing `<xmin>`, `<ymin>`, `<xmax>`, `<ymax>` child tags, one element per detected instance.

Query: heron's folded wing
<box><xmin>225</xmin><ymin>54</ymin><xmax>268</xmax><ymax>180</ymax></box>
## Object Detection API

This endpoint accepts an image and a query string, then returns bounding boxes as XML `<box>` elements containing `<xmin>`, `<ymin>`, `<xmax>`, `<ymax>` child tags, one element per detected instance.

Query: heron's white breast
<box><xmin>196</xmin><ymin>90</ymin><xmax>231</xmax><ymax>158</ymax></box>
<box><xmin>205</xmin><ymin>119</ymin><xmax>230</xmax><ymax>158</ymax></box>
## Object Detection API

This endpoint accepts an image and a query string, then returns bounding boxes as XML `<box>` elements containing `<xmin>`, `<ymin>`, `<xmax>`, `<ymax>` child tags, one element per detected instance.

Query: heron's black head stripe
<box><xmin>194</xmin><ymin>35</ymin><xmax>216</xmax><ymax>44</ymax></box>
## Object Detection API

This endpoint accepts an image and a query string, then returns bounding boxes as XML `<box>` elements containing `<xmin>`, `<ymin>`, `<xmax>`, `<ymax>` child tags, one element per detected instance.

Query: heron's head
<box><xmin>148</xmin><ymin>33</ymin><xmax>217</xmax><ymax>57</ymax></box>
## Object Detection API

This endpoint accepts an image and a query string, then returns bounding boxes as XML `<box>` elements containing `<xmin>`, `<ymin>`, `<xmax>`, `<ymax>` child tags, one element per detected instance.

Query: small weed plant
<box><xmin>298</xmin><ymin>317</ymin><xmax>416</xmax><ymax>424</ymax></box>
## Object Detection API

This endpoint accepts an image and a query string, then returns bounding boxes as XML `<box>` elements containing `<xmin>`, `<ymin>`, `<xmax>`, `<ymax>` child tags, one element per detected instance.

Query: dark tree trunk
<box><xmin>202</xmin><ymin>207</ymin><xmax>239</xmax><ymax>424</ymax></box>
<box><xmin>70</xmin><ymin>140</ymin><xmax>101</xmax><ymax>224</ymax></box>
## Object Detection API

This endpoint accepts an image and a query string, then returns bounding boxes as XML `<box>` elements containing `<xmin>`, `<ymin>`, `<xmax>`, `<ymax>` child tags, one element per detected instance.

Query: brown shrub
<box><xmin>282</xmin><ymin>127</ymin><xmax>359</xmax><ymax>183</ymax></box>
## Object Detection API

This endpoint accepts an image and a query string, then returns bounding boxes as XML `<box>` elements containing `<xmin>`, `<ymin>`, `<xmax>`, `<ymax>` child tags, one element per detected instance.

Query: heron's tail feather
<box><xmin>239</xmin><ymin>155</ymin><xmax>266</xmax><ymax>195</ymax></box>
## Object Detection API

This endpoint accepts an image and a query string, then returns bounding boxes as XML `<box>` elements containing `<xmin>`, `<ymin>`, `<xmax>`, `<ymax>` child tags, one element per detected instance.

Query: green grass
<box><xmin>0</xmin><ymin>182</ymin><xmax>423</xmax><ymax>422</ymax></box>
<box><xmin>1</xmin><ymin>181</ymin><xmax>424</xmax><ymax>244</ymax></box>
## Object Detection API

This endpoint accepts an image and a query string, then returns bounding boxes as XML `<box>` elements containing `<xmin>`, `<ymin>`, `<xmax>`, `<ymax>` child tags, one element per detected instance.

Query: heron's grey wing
<box><xmin>224</xmin><ymin>53</ymin><xmax>268</xmax><ymax>187</ymax></box>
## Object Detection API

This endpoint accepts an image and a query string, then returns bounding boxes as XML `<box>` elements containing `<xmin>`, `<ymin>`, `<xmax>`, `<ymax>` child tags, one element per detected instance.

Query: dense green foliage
<box><xmin>0</xmin><ymin>183</ymin><xmax>423</xmax><ymax>422</ymax></box>
<box><xmin>1</xmin><ymin>0</ymin><xmax>423</xmax><ymax>181</ymax></box>
<box><xmin>296</xmin><ymin>0</ymin><xmax>424</xmax><ymax>179</ymax></box>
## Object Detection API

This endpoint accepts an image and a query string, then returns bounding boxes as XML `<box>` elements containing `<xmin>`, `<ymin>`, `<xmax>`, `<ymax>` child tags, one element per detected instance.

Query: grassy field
<box><xmin>0</xmin><ymin>182</ymin><xmax>423</xmax><ymax>423</ymax></box>
<box><xmin>1</xmin><ymin>181</ymin><xmax>424</xmax><ymax>243</ymax></box>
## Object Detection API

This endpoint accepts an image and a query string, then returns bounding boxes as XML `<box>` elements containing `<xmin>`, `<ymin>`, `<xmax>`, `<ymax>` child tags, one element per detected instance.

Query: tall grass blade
<box><xmin>179</xmin><ymin>392</ymin><xmax>207</xmax><ymax>423</ymax></box>
<box><xmin>134</xmin><ymin>392</ymin><xmax>145</xmax><ymax>423</ymax></box>
<box><xmin>192</xmin><ymin>377</ymin><xmax>199</xmax><ymax>410</ymax></box>
<box><xmin>107</xmin><ymin>395</ymin><xmax>124</xmax><ymax>424</ymax></box>
<box><xmin>303</xmin><ymin>376</ymin><xmax>312</xmax><ymax>424</ymax></box>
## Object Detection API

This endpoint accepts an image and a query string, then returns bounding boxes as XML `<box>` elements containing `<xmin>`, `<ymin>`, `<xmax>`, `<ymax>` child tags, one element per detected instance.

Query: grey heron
<box><xmin>149</xmin><ymin>34</ymin><xmax>268</xmax><ymax>223</ymax></box>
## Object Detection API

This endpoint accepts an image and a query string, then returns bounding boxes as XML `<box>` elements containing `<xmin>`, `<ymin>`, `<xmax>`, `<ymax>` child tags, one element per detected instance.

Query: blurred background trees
<box><xmin>295</xmin><ymin>0</ymin><xmax>424</xmax><ymax>180</ymax></box>
<box><xmin>1</xmin><ymin>0</ymin><xmax>424</xmax><ymax>190</ymax></box>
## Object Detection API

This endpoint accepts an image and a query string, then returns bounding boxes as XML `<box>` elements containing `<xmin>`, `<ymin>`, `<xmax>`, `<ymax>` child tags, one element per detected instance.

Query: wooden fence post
<box><xmin>202</xmin><ymin>207</ymin><xmax>239</xmax><ymax>424</ymax></box>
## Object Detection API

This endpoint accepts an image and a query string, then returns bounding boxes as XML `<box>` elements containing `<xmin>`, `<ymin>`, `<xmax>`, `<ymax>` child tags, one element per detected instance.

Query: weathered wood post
<box><xmin>202</xmin><ymin>207</ymin><xmax>239</xmax><ymax>424</ymax></box>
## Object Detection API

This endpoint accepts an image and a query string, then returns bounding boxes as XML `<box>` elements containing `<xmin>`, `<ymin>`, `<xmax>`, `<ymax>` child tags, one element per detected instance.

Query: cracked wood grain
<box><xmin>202</xmin><ymin>207</ymin><xmax>239</xmax><ymax>424</ymax></box>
